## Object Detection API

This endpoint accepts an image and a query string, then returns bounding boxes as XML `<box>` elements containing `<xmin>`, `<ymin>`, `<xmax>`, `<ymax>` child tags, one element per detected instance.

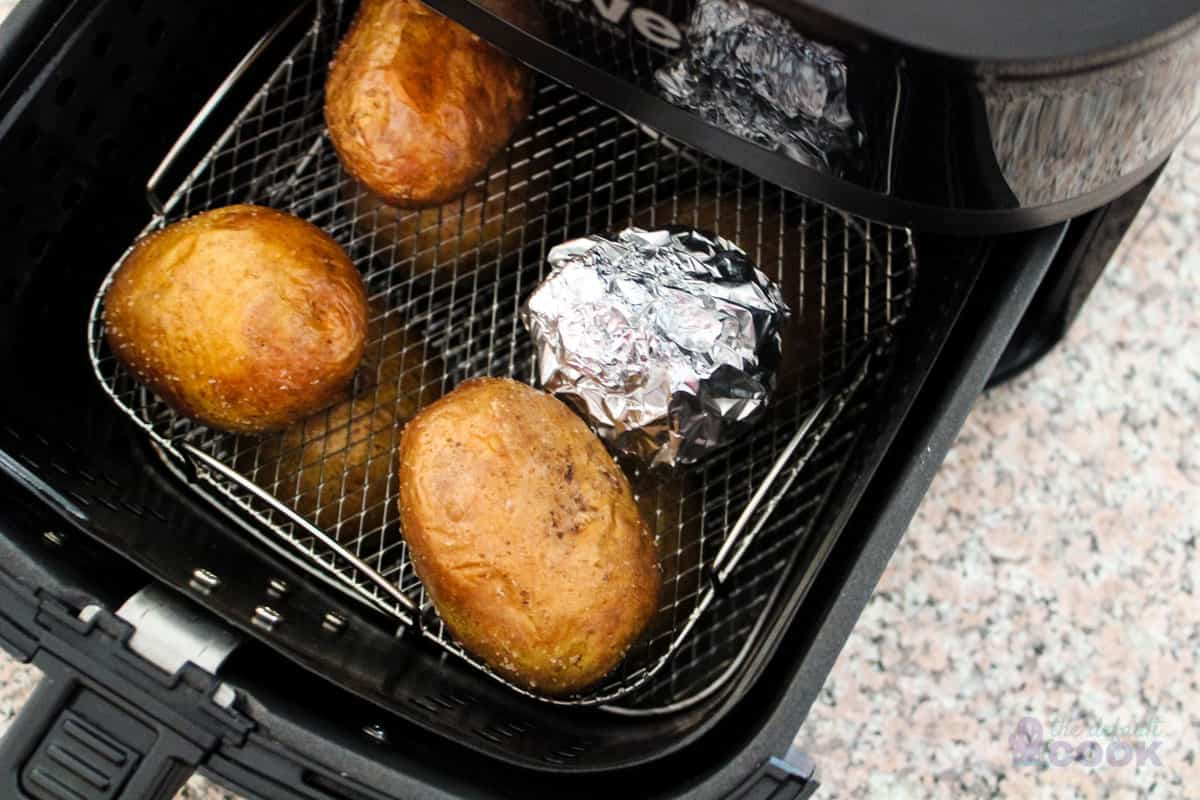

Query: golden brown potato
<box><xmin>398</xmin><ymin>378</ymin><xmax>661</xmax><ymax>695</ymax></box>
<box><xmin>341</xmin><ymin>150</ymin><xmax>546</xmax><ymax>275</ymax></box>
<box><xmin>325</xmin><ymin>0</ymin><xmax>538</xmax><ymax>208</ymax></box>
<box><xmin>104</xmin><ymin>205</ymin><xmax>368</xmax><ymax>434</ymax></box>
<box><xmin>235</xmin><ymin>309</ymin><xmax>441</xmax><ymax>537</ymax></box>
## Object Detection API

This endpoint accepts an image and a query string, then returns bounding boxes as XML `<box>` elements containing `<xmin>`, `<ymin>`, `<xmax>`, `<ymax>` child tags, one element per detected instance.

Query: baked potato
<box><xmin>103</xmin><ymin>205</ymin><xmax>368</xmax><ymax>434</ymax></box>
<box><xmin>397</xmin><ymin>378</ymin><xmax>661</xmax><ymax>695</ymax></box>
<box><xmin>325</xmin><ymin>0</ymin><xmax>539</xmax><ymax>208</ymax></box>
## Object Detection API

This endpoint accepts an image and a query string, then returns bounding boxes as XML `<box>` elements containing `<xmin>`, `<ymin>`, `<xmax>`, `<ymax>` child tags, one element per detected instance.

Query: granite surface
<box><xmin>0</xmin><ymin>3</ymin><xmax>1195</xmax><ymax>793</ymax></box>
<box><xmin>793</xmin><ymin>130</ymin><xmax>1200</xmax><ymax>798</ymax></box>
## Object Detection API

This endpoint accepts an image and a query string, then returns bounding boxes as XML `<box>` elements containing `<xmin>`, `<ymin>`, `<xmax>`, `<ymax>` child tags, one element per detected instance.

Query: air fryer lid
<box><xmin>426</xmin><ymin>0</ymin><xmax>1200</xmax><ymax>232</ymax></box>
<box><xmin>768</xmin><ymin>0</ymin><xmax>1200</xmax><ymax>62</ymax></box>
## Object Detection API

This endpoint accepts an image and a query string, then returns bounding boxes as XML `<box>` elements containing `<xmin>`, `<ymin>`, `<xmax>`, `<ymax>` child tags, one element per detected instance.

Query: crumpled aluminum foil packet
<box><xmin>522</xmin><ymin>227</ymin><xmax>789</xmax><ymax>467</ymax></box>
<box><xmin>655</xmin><ymin>0</ymin><xmax>861</xmax><ymax>174</ymax></box>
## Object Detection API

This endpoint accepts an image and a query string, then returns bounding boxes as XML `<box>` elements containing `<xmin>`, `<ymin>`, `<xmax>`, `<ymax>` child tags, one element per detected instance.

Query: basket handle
<box><xmin>144</xmin><ymin>0</ymin><xmax>316</xmax><ymax>216</ymax></box>
<box><xmin>0</xmin><ymin>588</ymin><xmax>241</xmax><ymax>800</ymax></box>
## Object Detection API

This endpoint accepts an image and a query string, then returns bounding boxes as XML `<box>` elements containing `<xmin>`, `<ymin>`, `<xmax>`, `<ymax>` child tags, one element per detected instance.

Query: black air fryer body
<box><xmin>0</xmin><ymin>0</ymin><xmax>1194</xmax><ymax>797</ymax></box>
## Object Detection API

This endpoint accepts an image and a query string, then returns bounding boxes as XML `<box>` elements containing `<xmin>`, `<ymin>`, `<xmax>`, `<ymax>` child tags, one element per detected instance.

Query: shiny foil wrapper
<box><xmin>522</xmin><ymin>227</ymin><xmax>789</xmax><ymax>467</ymax></box>
<box><xmin>655</xmin><ymin>0</ymin><xmax>861</xmax><ymax>175</ymax></box>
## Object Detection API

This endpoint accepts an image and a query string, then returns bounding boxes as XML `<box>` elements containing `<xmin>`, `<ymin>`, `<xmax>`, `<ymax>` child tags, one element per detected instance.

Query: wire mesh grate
<box><xmin>87</xmin><ymin>1</ymin><xmax>916</xmax><ymax>708</ymax></box>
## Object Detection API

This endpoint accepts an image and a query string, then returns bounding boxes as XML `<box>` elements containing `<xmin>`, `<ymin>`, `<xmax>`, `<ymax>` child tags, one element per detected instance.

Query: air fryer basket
<box><xmin>84</xmin><ymin>0</ymin><xmax>915</xmax><ymax>709</ymax></box>
<box><xmin>0</xmin><ymin>0</ymin><xmax>1043</xmax><ymax>780</ymax></box>
<box><xmin>1</xmin><ymin>0</ymin><xmax>1180</xmax><ymax>790</ymax></box>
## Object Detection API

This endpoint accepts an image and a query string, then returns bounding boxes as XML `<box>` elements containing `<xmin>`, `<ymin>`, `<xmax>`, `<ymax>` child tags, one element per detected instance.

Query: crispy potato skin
<box><xmin>325</xmin><ymin>0</ymin><xmax>535</xmax><ymax>208</ymax></box>
<box><xmin>103</xmin><ymin>205</ymin><xmax>368</xmax><ymax>434</ymax></box>
<box><xmin>397</xmin><ymin>378</ymin><xmax>661</xmax><ymax>695</ymax></box>
<box><xmin>235</xmin><ymin>310</ymin><xmax>439</xmax><ymax>535</ymax></box>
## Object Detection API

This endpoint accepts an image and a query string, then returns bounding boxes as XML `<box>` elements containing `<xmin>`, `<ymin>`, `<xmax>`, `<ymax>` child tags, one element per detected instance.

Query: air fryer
<box><xmin>0</xmin><ymin>0</ymin><xmax>1195</xmax><ymax>797</ymax></box>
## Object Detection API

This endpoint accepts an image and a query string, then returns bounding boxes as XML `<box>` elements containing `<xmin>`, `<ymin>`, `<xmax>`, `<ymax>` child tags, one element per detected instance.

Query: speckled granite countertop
<box><xmin>0</xmin><ymin>6</ymin><xmax>1195</xmax><ymax>796</ymax></box>
<box><xmin>794</xmin><ymin>130</ymin><xmax>1200</xmax><ymax>798</ymax></box>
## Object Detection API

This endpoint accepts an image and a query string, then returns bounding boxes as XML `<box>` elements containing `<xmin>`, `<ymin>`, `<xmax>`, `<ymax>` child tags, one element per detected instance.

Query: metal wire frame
<box><xmin>86</xmin><ymin>0</ymin><xmax>917</xmax><ymax>707</ymax></box>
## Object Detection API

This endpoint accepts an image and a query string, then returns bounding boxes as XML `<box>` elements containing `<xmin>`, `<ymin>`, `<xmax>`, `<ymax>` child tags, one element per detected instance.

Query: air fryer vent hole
<box><xmin>477</xmin><ymin>720</ymin><xmax>535</xmax><ymax>744</ymax></box>
<box><xmin>440</xmin><ymin>692</ymin><xmax>474</xmax><ymax>708</ymax></box>
<box><xmin>429</xmin><ymin>695</ymin><xmax>456</xmax><ymax>711</ymax></box>
<box><xmin>542</xmin><ymin>739</ymin><xmax>595</xmax><ymax>765</ymax></box>
<box><xmin>409</xmin><ymin>698</ymin><xmax>440</xmax><ymax>715</ymax></box>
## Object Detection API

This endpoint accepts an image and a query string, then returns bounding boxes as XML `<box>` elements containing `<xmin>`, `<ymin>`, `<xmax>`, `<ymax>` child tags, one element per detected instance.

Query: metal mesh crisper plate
<box><xmin>86</xmin><ymin>1</ymin><xmax>916</xmax><ymax>708</ymax></box>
